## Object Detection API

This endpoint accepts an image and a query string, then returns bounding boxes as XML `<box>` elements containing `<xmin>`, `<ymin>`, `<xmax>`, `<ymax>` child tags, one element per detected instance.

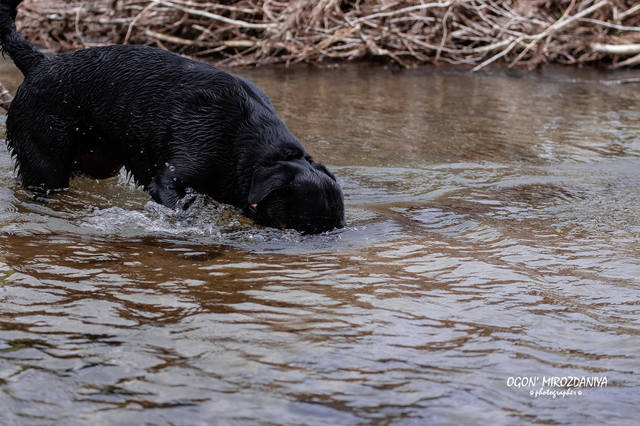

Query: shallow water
<box><xmin>1</xmin><ymin>61</ymin><xmax>640</xmax><ymax>424</ymax></box>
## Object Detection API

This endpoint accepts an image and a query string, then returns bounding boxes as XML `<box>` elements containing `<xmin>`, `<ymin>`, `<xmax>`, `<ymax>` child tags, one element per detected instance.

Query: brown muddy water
<box><xmin>1</xmin><ymin>60</ymin><xmax>640</xmax><ymax>425</ymax></box>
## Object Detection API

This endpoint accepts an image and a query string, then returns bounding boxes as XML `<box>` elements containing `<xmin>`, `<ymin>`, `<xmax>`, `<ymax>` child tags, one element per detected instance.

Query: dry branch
<box><xmin>13</xmin><ymin>0</ymin><xmax>640</xmax><ymax>69</ymax></box>
<box><xmin>592</xmin><ymin>43</ymin><xmax>640</xmax><ymax>55</ymax></box>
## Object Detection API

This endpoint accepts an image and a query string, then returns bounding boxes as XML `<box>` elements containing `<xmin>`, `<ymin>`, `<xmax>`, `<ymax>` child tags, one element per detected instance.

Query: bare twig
<box><xmin>611</xmin><ymin>52</ymin><xmax>640</xmax><ymax>68</ymax></box>
<box><xmin>149</xmin><ymin>0</ymin><xmax>276</xmax><ymax>29</ymax></box>
<box><xmin>592</xmin><ymin>43</ymin><xmax>640</xmax><ymax>55</ymax></box>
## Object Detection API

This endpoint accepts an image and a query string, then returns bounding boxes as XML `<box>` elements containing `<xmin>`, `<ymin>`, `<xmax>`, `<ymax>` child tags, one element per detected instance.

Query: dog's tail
<box><xmin>0</xmin><ymin>0</ymin><xmax>45</xmax><ymax>76</ymax></box>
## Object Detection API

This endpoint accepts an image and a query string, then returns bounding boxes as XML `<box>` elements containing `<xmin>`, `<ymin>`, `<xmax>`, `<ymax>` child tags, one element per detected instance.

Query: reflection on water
<box><xmin>1</xmin><ymin>62</ymin><xmax>640</xmax><ymax>424</ymax></box>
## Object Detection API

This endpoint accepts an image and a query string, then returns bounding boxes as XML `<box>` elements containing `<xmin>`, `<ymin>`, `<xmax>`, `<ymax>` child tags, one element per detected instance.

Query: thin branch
<box><xmin>149</xmin><ymin>0</ymin><xmax>277</xmax><ymax>29</ymax></box>
<box><xmin>592</xmin><ymin>43</ymin><xmax>640</xmax><ymax>55</ymax></box>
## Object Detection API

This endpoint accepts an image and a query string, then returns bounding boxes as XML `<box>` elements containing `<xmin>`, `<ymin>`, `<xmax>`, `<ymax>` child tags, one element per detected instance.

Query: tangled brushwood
<box><xmin>13</xmin><ymin>0</ymin><xmax>640</xmax><ymax>69</ymax></box>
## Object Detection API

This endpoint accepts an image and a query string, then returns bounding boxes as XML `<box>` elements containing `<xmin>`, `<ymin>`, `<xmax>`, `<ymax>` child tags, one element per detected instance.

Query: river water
<box><xmin>1</xmin><ymin>61</ymin><xmax>639</xmax><ymax>424</ymax></box>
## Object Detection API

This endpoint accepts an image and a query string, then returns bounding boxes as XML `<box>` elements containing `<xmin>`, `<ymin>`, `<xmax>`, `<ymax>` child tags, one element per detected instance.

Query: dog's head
<box><xmin>245</xmin><ymin>157</ymin><xmax>345</xmax><ymax>234</ymax></box>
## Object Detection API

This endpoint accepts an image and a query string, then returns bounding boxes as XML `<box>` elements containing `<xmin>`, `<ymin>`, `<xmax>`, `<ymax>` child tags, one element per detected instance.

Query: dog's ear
<box><xmin>248</xmin><ymin>161</ymin><xmax>300</xmax><ymax>204</ymax></box>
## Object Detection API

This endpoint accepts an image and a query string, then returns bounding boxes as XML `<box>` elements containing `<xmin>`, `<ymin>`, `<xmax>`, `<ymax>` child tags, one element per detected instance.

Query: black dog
<box><xmin>0</xmin><ymin>1</ymin><xmax>345</xmax><ymax>234</ymax></box>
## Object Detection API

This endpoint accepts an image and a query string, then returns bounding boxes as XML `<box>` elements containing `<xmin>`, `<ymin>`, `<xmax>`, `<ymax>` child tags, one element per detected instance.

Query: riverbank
<box><xmin>14</xmin><ymin>0</ymin><xmax>640</xmax><ymax>70</ymax></box>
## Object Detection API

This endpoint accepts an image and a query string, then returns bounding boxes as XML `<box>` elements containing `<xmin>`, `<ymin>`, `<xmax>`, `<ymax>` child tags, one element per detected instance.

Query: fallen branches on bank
<box><xmin>15</xmin><ymin>0</ymin><xmax>640</xmax><ymax>69</ymax></box>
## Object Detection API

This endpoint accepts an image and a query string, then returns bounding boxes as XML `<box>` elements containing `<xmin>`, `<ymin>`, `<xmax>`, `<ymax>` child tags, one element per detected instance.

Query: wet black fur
<box><xmin>0</xmin><ymin>1</ymin><xmax>345</xmax><ymax>234</ymax></box>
